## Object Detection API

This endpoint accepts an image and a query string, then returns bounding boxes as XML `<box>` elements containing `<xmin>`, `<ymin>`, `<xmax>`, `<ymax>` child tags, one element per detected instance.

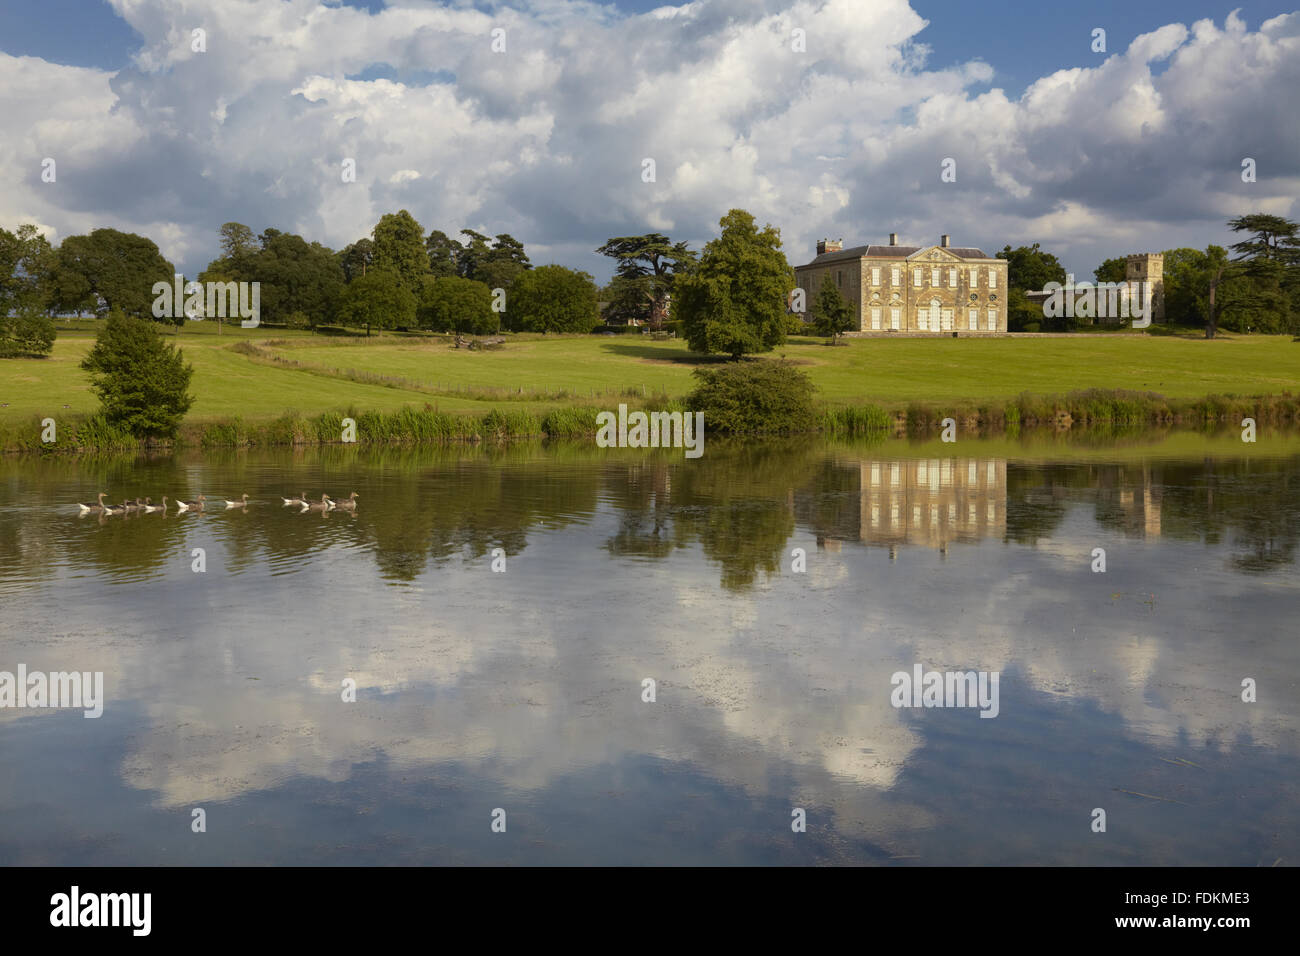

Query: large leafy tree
<box><xmin>218</xmin><ymin>222</ymin><xmax>258</xmax><ymax>262</ymax></box>
<box><xmin>998</xmin><ymin>243</ymin><xmax>1069</xmax><ymax>331</ymax></box>
<box><xmin>812</xmin><ymin>277</ymin><xmax>855</xmax><ymax>343</ymax></box>
<box><xmin>372</xmin><ymin>210</ymin><xmax>429</xmax><ymax>294</ymax></box>
<box><xmin>675</xmin><ymin>209</ymin><xmax>792</xmax><ymax>359</ymax></box>
<box><xmin>200</xmin><ymin>227</ymin><xmax>343</xmax><ymax>327</ymax></box>
<box><xmin>595</xmin><ymin>234</ymin><xmax>695</xmax><ymax>329</ymax></box>
<box><xmin>336</xmin><ymin>268</ymin><xmax>416</xmax><ymax>335</ymax></box>
<box><xmin>0</xmin><ymin>224</ymin><xmax>57</xmax><ymax>315</ymax></box>
<box><xmin>0</xmin><ymin>305</ymin><xmax>55</xmax><ymax>357</ymax></box>
<box><xmin>417</xmin><ymin>276</ymin><xmax>497</xmax><ymax>334</ymax></box>
<box><xmin>52</xmin><ymin>228</ymin><xmax>175</xmax><ymax>317</ymax></box>
<box><xmin>997</xmin><ymin>243</ymin><xmax>1067</xmax><ymax>292</ymax></box>
<box><xmin>1093</xmin><ymin>257</ymin><xmax>1126</xmax><ymax>283</ymax></box>
<box><xmin>507</xmin><ymin>264</ymin><xmax>598</xmax><ymax>333</ymax></box>
<box><xmin>80</xmin><ymin>309</ymin><xmax>195</xmax><ymax>437</ymax></box>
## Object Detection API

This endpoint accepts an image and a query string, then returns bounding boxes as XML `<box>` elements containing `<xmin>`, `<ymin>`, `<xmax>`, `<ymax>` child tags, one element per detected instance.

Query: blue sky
<box><xmin>1</xmin><ymin>0</ymin><xmax>1297</xmax><ymax>280</ymax></box>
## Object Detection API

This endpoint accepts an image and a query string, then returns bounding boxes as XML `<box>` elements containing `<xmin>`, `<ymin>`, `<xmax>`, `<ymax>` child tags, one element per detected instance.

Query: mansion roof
<box><xmin>801</xmin><ymin>244</ymin><xmax>995</xmax><ymax>267</ymax></box>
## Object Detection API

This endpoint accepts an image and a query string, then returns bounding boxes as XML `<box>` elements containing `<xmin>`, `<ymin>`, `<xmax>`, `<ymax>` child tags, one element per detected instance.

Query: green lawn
<box><xmin>2</xmin><ymin>324</ymin><xmax>1298</xmax><ymax>425</ymax></box>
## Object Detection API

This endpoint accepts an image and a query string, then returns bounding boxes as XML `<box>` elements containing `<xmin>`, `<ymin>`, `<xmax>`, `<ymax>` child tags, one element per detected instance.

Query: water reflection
<box><xmin>0</xmin><ymin>434</ymin><xmax>1297</xmax><ymax>864</ymax></box>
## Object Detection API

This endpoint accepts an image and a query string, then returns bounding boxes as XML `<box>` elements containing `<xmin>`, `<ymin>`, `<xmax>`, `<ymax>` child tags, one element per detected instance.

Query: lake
<box><xmin>1</xmin><ymin>431</ymin><xmax>1297</xmax><ymax>865</ymax></box>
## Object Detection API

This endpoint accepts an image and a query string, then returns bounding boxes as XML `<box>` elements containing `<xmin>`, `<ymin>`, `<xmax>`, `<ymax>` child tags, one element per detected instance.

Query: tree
<box><xmin>336</xmin><ymin>268</ymin><xmax>415</xmax><ymax>335</ymax></box>
<box><xmin>600</xmin><ymin>274</ymin><xmax>651</xmax><ymax>326</ymax></box>
<box><xmin>1093</xmin><ymin>257</ymin><xmax>1126</xmax><ymax>283</ymax></box>
<box><xmin>675</xmin><ymin>209</ymin><xmax>792</xmax><ymax>359</ymax></box>
<box><xmin>80</xmin><ymin>309</ymin><xmax>195</xmax><ymax>437</ymax></box>
<box><xmin>1216</xmin><ymin>256</ymin><xmax>1291</xmax><ymax>335</ymax></box>
<box><xmin>339</xmin><ymin>238</ymin><xmax>374</xmax><ymax>283</ymax></box>
<box><xmin>998</xmin><ymin>243</ymin><xmax>1069</xmax><ymax>331</ymax></box>
<box><xmin>425</xmin><ymin>230</ymin><xmax>460</xmax><ymax>278</ymax></box>
<box><xmin>417</xmin><ymin>276</ymin><xmax>497</xmax><ymax>334</ymax></box>
<box><xmin>455</xmin><ymin>229</ymin><xmax>493</xmax><ymax>280</ymax></box>
<box><xmin>1159</xmin><ymin>248</ymin><xmax>1210</xmax><ymax>326</ymax></box>
<box><xmin>0</xmin><ymin>224</ymin><xmax>57</xmax><ymax>316</ymax></box>
<box><xmin>201</xmin><ymin>228</ymin><xmax>343</xmax><ymax>328</ymax></box>
<box><xmin>507</xmin><ymin>264</ymin><xmax>598</xmax><ymax>333</ymax></box>
<box><xmin>51</xmin><ymin>228</ymin><xmax>175</xmax><ymax>317</ymax></box>
<box><xmin>595</xmin><ymin>233</ymin><xmax>695</xmax><ymax>329</ymax></box>
<box><xmin>218</xmin><ymin>222</ymin><xmax>258</xmax><ymax>262</ymax></box>
<box><xmin>252</xmin><ymin>231</ymin><xmax>344</xmax><ymax>326</ymax></box>
<box><xmin>372</xmin><ymin>210</ymin><xmax>429</xmax><ymax>294</ymax></box>
<box><xmin>997</xmin><ymin>243</ymin><xmax>1067</xmax><ymax>293</ymax></box>
<box><xmin>812</xmin><ymin>277</ymin><xmax>855</xmax><ymax>343</ymax></box>
<box><xmin>1200</xmin><ymin>245</ymin><xmax>1231</xmax><ymax>339</ymax></box>
<box><xmin>0</xmin><ymin>304</ymin><xmax>55</xmax><ymax>357</ymax></box>
<box><xmin>1227</xmin><ymin>214</ymin><xmax>1300</xmax><ymax>264</ymax></box>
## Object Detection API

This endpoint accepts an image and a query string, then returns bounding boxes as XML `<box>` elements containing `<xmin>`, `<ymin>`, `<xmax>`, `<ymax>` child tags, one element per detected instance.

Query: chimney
<box><xmin>941</xmin><ymin>234</ymin><xmax>950</xmax><ymax>248</ymax></box>
<box><xmin>816</xmin><ymin>238</ymin><xmax>842</xmax><ymax>255</ymax></box>
<box><xmin>889</xmin><ymin>233</ymin><xmax>898</xmax><ymax>246</ymax></box>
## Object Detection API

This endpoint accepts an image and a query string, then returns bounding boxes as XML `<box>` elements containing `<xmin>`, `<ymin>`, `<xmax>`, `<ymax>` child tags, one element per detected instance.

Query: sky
<box><xmin>1</xmin><ymin>0</ymin><xmax>1297</xmax><ymax>282</ymax></box>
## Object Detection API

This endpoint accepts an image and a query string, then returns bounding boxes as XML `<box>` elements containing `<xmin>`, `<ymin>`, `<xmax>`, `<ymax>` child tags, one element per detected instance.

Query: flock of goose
<box><xmin>76</xmin><ymin>492</ymin><xmax>359</xmax><ymax>515</ymax></box>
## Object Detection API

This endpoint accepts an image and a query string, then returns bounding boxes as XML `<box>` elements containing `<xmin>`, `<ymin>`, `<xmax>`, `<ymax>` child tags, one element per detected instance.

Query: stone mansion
<box><xmin>795</xmin><ymin>234</ymin><xmax>1009</xmax><ymax>334</ymax></box>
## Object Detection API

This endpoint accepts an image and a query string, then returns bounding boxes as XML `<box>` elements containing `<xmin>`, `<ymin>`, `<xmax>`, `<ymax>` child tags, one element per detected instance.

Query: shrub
<box><xmin>685</xmin><ymin>358</ymin><xmax>816</xmax><ymax>434</ymax></box>
<box><xmin>80</xmin><ymin>309</ymin><xmax>195</xmax><ymax>438</ymax></box>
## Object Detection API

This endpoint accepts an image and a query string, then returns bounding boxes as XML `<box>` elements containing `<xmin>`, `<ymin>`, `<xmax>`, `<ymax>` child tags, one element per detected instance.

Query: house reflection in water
<box><xmin>814</xmin><ymin>458</ymin><xmax>1007</xmax><ymax>555</ymax></box>
<box><xmin>1111</xmin><ymin>467</ymin><xmax>1163</xmax><ymax>538</ymax></box>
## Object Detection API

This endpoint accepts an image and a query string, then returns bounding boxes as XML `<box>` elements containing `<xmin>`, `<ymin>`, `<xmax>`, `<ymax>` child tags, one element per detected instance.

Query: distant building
<box><xmin>1024</xmin><ymin>253</ymin><xmax>1165</xmax><ymax>325</ymax></box>
<box><xmin>794</xmin><ymin>234</ymin><xmax>1009</xmax><ymax>334</ymax></box>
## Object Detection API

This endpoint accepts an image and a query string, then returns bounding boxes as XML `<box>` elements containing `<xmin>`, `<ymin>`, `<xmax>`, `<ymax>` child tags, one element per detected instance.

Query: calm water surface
<box><xmin>1</xmin><ymin>434</ymin><xmax>1297</xmax><ymax>865</ymax></box>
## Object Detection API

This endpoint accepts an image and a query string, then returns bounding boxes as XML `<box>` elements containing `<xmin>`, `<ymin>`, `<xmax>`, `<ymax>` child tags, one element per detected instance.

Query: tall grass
<box><xmin>7</xmin><ymin>388</ymin><xmax>1300</xmax><ymax>453</ymax></box>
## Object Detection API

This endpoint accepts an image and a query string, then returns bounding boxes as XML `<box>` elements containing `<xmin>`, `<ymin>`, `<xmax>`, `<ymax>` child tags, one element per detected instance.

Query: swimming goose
<box><xmin>103</xmin><ymin>500</ymin><xmax>127</xmax><ymax>516</ymax></box>
<box><xmin>176</xmin><ymin>494</ymin><xmax>206</xmax><ymax>513</ymax></box>
<box><xmin>281</xmin><ymin>491</ymin><xmax>309</xmax><ymax>507</ymax></box>
<box><xmin>223</xmin><ymin>493</ymin><xmax>251</xmax><ymax>510</ymax></box>
<box><xmin>140</xmin><ymin>497</ymin><xmax>161</xmax><ymax>513</ymax></box>
<box><xmin>334</xmin><ymin>492</ymin><xmax>359</xmax><ymax>511</ymax></box>
<box><xmin>121</xmin><ymin>499</ymin><xmax>140</xmax><ymax>514</ymax></box>
<box><xmin>303</xmin><ymin>494</ymin><xmax>334</xmax><ymax>512</ymax></box>
<box><xmin>77</xmin><ymin>492</ymin><xmax>109</xmax><ymax>514</ymax></box>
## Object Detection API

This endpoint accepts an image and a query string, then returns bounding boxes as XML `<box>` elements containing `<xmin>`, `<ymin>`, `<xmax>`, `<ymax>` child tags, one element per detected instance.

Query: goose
<box><xmin>103</xmin><ymin>500</ymin><xmax>127</xmax><ymax>516</ymax></box>
<box><xmin>77</xmin><ymin>492</ymin><xmax>110</xmax><ymax>514</ymax></box>
<box><xmin>140</xmin><ymin>497</ymin><xmax>161</xmax><ymax>513</ymax></box>
<box><xmin>223</xmin><ymin>493</ymin><xmax>251</xmax><ymax>510</ymax></box>
<box><xmin>175</xmin><ymin>494</ymin><xmax>206</xmax><ymax>513</ymax></box>
<box><xmin>302</xmin><ymin>494</ymin><xmax>334</xmax><ymax>512</ymax></box>
<box><xmin>281</xmin><ymin>491</ymin><xmax>309</xmax><ymax>507</ymax></box>
<box><xmin>121</xmin><ymin>499</ymin><xmax>140</xmax><ymax>514</ymax></box>
<box><xmin>333</xmin><ymin>492</ymin><xmax>359</xmax><ymax>511</ymax></box>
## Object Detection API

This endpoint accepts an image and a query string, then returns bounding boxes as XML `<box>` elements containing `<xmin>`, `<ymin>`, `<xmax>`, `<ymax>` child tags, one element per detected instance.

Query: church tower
<box><xmin>1125</xmin><ymin>253</ymin><xmax>1164</xmax><ymax>322</ymax></box>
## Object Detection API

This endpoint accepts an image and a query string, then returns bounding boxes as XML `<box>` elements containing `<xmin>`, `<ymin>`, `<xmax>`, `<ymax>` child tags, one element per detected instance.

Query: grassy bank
<box><xmin>3</xmin><ymin>326</ymin><xmax>1299</xmax><ymax>423</ymax></box>
<box><xmin>5</xmin><ymin>388</ymin><xmax>1300</xmax><ymax>453</ymax></box>
<box><xmin>3</xmin><ymin>325</ymin><xmax>1299</xmax><ymax>451</ymax></box>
